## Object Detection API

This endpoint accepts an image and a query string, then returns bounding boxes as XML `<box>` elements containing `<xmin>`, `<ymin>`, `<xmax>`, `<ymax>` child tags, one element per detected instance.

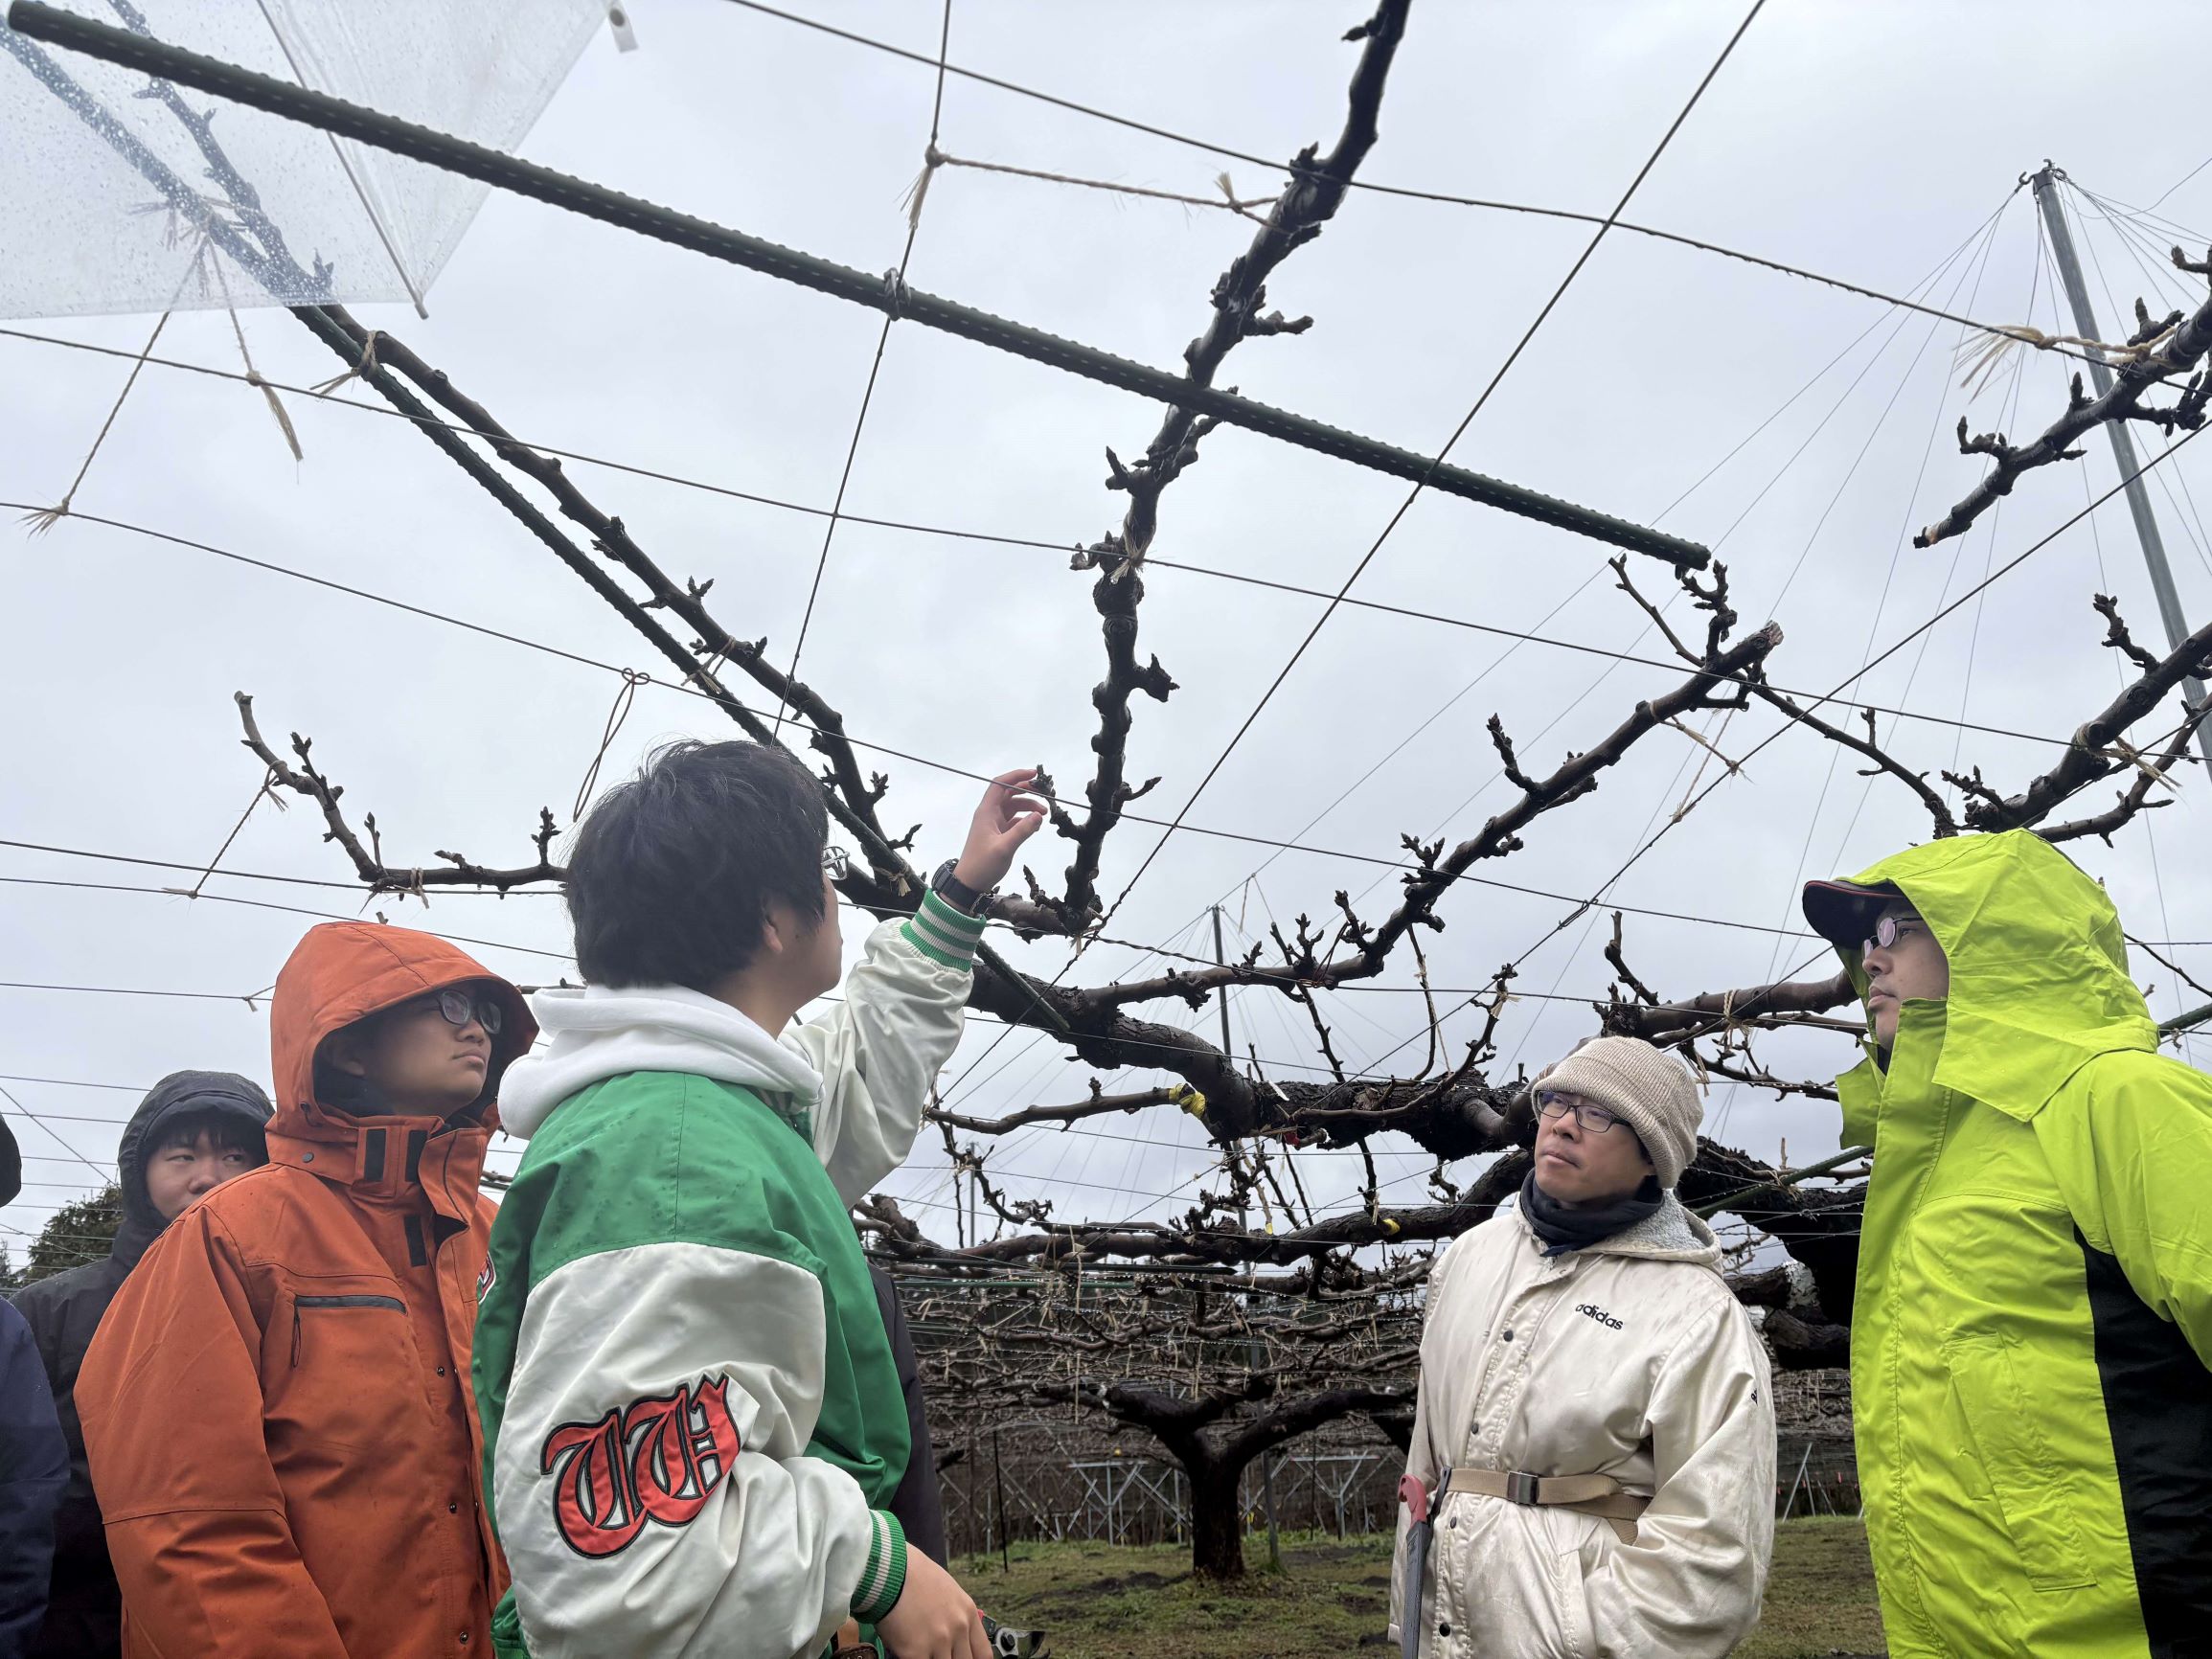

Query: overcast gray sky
<box><xmin>5</xmin><ymin>0</ymin><xmax>2209</xmax><ymax>1265</ymax></box>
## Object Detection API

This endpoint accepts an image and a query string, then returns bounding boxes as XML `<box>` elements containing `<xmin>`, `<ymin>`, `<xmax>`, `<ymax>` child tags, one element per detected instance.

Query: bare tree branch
<box><xmin>1051</xmin><ymin>0</ymin><xmax>1412</xmax><ymax>930</ymax></box>
<box><xmin>1960</xmin><ymin>597</ymin><xmax>2211</xmax><ymax>835</ymax></box>
<box><xmin>929</xmin><ymin>1082</ymin><xmax>1177</xmax><ymax>1137</ymax></box>
<box><xmin>1612</xmin><ymin>554</ymin><xmax>1958</xmax><ymax>836</ymax></box>
<box><xmin>359</xmin><ymin>330</ymin><xmax>902</xmax><ymax>868</ymax></box>
<box><xmin>237</xmin><ymin>693</ymin><xmax>561</xmax><ymax>894</ymax></box>
<box><xmin>1601</xmin><ymin>970</ymin><xmax>1859</xmax><ymax>1045</ymax></box>
<box><xmin>1916</xmin><ymin>287</ymin><xmax>2212</xmax><ymax>549</ymax></box>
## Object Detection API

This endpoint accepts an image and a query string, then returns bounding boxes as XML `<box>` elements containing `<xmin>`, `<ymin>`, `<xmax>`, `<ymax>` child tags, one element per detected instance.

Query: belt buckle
<box><xmin>1504</xmin><ymin>1470</ymin><xmax>1541</xmax><ymax>1506</ymax></box>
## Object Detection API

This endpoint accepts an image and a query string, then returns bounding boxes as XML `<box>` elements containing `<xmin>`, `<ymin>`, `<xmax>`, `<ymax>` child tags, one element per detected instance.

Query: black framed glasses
<box><xmin>1533</xmin><ymin>1088</ymin><xmax>1623</xmax><ymax>1133</ymax></box>
<box><xmin>822</xmin><ymin>845</ymin><xmax>852</xmax><ymax>881</ymax></box>
<box><xmin>431</xmin><ymin>988</ymin><xmax>504</xmax><ymax>1035</ymax></box>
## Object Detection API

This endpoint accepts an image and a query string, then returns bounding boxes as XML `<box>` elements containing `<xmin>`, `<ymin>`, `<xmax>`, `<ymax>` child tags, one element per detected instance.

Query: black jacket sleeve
<box><xmin>0</xmin><ymin>1299</ymin><xmax>68</xmax><ymax>1659</ymax></box>
<box><xmin>11</xmin><ymin>1261</ymin><xmax>125</xmax><ymax>1659</ymax></box>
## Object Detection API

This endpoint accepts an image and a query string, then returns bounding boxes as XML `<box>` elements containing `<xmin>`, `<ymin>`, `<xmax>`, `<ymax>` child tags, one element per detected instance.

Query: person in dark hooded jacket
<box><xmin>0</xmin><ymin>1116</ymin><xmax>71</xmax><ymax>1659</ymax></box>
<box><xmin>9</xmin><ymin>1073</ymin><xmax>271</xmax><ymax>1659</ymax></box>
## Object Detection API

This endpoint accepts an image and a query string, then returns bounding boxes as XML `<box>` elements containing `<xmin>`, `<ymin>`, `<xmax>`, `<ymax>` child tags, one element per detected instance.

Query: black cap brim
<box><xmin>0</xmin><ymin>1115</ymin><xmax>18</xmax><ymax>1208</ymax></box>
<box><xmin>1801</xmin><ymin>878</ymin><xmax>1898</xmax><ymax>951</ymax></box>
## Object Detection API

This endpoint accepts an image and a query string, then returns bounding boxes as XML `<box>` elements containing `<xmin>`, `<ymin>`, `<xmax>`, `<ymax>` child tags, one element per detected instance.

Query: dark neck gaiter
<box><xmin>1519</xmin><ymin>1170</ymin><xmax>1662</xmax><ymax>1257</ymax></box>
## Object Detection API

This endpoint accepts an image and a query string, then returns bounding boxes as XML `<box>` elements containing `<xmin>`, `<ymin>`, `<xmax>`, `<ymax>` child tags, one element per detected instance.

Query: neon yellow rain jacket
<box><xmin>1812</xmin><ymin>830</ymin><xmax>2212</xmax><ymax>1658</ymax></box>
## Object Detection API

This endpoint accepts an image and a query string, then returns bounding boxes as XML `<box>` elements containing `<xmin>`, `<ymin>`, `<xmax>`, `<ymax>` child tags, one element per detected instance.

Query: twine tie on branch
<box><xmin>2102</xmin><ymin>735</ymin><xmax>2179</xmax><ymax>792</ymax></box>
<box><xmin>900</xmin><ymin>142</ymin><xmax>945</xmax><ymax>236</ymax></box>
<box><xmin>913</xmin><ymin>143</ymin><xmax>1279</xmax><ymax>224</ymax></box>
<box><xmin>1668</xmin><ymin>708</ymin><xmax>1741</xmax><ymax>824</ymax></box>
<box><xmin>311</xmin><ymin>330</ymin><xmax>379</xmax><ymax>397</ymax></box>
<box><xmin>1109</xmin><ymin>525</ymin><xmax>1152</xmax><ymax>586</ymax></box>
<box><xmin>21</xmin><ymin>309</ymin><xmax>172</xmax><ymax>535</ymax></box>
<box><xmin>1717</xmin><ymin>988</ymin><xmax>1747</xmax><ymax>1057</ymax></box>
<box><xmin>21</xmin><ymin>232</ymin><xmax>213</xmax><ymax>534</ymax></box>
<box><xmin>1666</xmin><ymin>715</ymin><xmax>1746</xmax><ymax>777</ymax></box>
<box><xmin>1956</xmin><ymin>321</ymin><xmax>2177</xmax><ymax>398</ymax></box>
<box><xmin>1676</xmin><ymin>992</ymin><xmax>1745</xmax><ymax>1089</ymax></box>
<box><xmin>209</xmin><ymin>252</ymin><xmax>304</xmax><ymax>461</ymax></box>
<box><xmin>573</xmin><ymin>668</ymin><xmax>650</xmax><ymax>822</ymax></box>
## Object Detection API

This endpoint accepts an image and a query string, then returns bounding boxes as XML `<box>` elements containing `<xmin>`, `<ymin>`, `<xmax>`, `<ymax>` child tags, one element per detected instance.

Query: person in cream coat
<box><xmin>1390</xmin><ymin>1035</ymin><xmax>1775</xmax><ymax>1658</ymax></box>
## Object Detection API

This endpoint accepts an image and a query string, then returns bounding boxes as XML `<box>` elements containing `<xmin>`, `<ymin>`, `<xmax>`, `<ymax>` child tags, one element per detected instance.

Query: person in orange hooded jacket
<box><xmin>76</xmin><ymin>921</ymin><xmax>536</xmax><ymax>1658</ymax></box>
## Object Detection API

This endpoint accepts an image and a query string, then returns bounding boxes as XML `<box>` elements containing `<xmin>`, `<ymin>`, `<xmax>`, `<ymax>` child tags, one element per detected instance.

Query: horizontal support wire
<box><xmin>0</xmin><ymin>826</ymin><xmax>1818</xmax><ymax>943</ymax></box>
<box><xmin>0</xmin><ymin>330</ymin><xmax>2108</xmax><ymax>758</ymax></box>
<box><xmin>725</xmin><ymin>1</ymin><xmax>2119</xmax><ymax>371</ymax></box>
<box><xmin>9</xmin><ymin>0</ymin><xmax>1706</xmax><ymax>571</ymax></box>
<box><xmin>0</xmin><ymin>496</ymin><xmax>2123</xmax><ymax>780</ymax></box>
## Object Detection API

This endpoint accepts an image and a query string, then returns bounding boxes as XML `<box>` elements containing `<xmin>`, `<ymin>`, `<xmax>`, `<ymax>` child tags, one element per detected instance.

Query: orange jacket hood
<box><xmin>271</xmin><ymin>921</ymin><xmax>536</xmax><ymax>1132</ymax></box>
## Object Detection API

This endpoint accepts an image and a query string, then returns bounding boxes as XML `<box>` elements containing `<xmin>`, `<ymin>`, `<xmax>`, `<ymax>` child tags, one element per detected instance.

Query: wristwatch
<box><xmin>930</xmin><ymin>858</ymin><xmax>994</xmax><ymax>917</ymax></box>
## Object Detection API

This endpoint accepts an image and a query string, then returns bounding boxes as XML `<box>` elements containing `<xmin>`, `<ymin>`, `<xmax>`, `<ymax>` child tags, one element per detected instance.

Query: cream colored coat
<box><xmin>1388</xmin><ymin>1195</ymin><xmax>1775</xmax><ymax>1658</ymax></box>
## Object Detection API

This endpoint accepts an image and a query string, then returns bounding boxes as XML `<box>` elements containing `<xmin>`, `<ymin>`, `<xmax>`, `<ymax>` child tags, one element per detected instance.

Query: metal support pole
<box><xmin>5</xmin><ymin>0</ymin><xmax>1711</xmax><ymax>571</ymax></box>
<box><xmin>1263</xmin><ymin>1450</ymin><xmax>1282</xmax><ymax>1570</ymax></box>
<box><xmin>1781</xmin><ymin>1441</ymin><xmax>1812</xmax><ymax>1521</ymax></box>
<box><xmin>992</xmin><ymin>1427</ymin><xmax>1010</xmax><ymax>1573</ymax></box>
<box><xmin>2031</xmin><ymin>164</ymin><xmax>2212</xmax><ymax>763</ymax></box>
<box><xmin>1211</xmin><ymin>907</ymin><xmax>1234</xmax><ymax>1061</ymax></box>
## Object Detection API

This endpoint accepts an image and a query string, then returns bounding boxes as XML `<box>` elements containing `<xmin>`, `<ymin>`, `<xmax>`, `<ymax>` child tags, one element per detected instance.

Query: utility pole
<box><xmin>1213</xmin><ymin>905</ymin><xmax>1281</xmax><ymax>1572</ymax></box>
<box><xmin>2031</xmin><ymin>162</ymin><xmax>2212</xmax><ymax>762</ymax></box>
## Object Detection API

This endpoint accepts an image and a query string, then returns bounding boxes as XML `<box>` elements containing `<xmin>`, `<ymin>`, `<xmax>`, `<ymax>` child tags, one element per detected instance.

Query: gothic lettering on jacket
<box><xmin>1576</xmin><ymin>1303</ymin><xmax>1625</xmax><ymax>1329</ymax></box>
<box><xmin>541</xmin><ymin>1375</ymin><xmax>741</xmax><ymax>1557</ymax></box>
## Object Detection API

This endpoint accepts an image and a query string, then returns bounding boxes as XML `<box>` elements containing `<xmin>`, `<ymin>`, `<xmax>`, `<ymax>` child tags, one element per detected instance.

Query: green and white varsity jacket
<box><xmin>472</xmin><ymin>895</ymin><xmax>987</xmax><ymax>1659</ymax></box>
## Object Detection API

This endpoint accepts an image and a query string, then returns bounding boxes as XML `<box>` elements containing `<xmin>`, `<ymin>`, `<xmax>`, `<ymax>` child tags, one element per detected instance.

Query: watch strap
<box><xmin>930</xmin><ymin>858</ymin><xmax>992</xmax><ymax>917</ymax></box>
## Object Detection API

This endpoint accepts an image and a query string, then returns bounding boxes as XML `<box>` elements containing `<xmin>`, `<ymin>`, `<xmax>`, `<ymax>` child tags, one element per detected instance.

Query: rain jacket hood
<box><xmin>77</xmin><ymin>922</ymin><xmax>537</xmax><ymax>1659</ymax></box>
<box><xmin>272</xmin><ymin>920</ymin><xmax>536</xmax><ymax>1134</ymax></box>
<box><xmin>11</xmin><ymin>1073</ymin><xmax>269</xmax><ymax>1658</ymax></box>
<box><xmin>1826</xmin><ymin>830</ymin><xmax>2159</xmax><ymax>1129</ymax></box>
<box><xmin>1812</xmin><ymin>829</ymin><xmax>2212</xmax><ymax>1659</ymax></box>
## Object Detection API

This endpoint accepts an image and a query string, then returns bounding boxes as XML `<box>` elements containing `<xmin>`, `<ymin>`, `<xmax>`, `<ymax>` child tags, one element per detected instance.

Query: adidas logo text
<box><xmin>1576</xmin><ymin>1302</ymin><xmax>1624</xmax><ymax>1329</ymax></box>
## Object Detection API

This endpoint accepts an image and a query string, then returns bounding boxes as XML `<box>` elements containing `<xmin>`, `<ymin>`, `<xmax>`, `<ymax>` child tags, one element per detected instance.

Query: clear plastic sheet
<box><xmin>0</xmin><ymin>0</ymin><xmax>604</xmax><ymax>321</ymax></box>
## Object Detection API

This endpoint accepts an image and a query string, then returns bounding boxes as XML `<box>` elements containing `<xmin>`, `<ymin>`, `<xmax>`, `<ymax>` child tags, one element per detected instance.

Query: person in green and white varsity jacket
<box><xmin>472</xmin><ymin>740</ymin><xmax>1044</xmax><ymax>1659</ymax></box>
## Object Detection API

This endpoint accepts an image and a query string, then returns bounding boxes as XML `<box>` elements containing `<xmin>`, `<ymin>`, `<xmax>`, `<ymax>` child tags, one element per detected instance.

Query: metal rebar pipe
<box><xmin>7</xmin><ymin>0</ymin><xmax>1711</xmax><ymax>571</ymax></box>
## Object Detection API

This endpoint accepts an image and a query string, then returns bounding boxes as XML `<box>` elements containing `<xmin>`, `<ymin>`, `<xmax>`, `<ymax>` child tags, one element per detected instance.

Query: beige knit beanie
<box><xmin>1531</xmin><ymin>1034</ymin><xmax>1703</xmax><ymax>1189</ymax></box>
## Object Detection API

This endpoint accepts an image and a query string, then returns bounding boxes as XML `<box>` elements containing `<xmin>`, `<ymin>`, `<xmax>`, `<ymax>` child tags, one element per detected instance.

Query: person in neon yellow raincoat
<box><xmin>1799</xmin><ymin>829</ymin><xmax>2212</xmax><ymax>1659</ymax></box>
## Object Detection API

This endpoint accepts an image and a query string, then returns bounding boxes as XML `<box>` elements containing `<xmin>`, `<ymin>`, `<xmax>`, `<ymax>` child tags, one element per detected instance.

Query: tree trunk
<box><xmin>1187</xmin><ymin>1460</ymin><xmax>1246</xmax><ymax>1580</ymax></box>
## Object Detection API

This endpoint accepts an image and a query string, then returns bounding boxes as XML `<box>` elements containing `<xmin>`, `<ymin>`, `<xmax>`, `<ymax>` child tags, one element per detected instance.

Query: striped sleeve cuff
<box><xmin>901</xmin><ymin>889</ymin><xmax>988</xmax><ymax>970</ymax></box>
<box><xmin>853</xmin><ymin>1509</ymin><xmax>908</xmax><ymax>1623</ymax></box>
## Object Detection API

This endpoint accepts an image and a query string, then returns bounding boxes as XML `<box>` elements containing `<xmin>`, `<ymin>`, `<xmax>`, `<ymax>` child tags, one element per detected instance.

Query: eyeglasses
<box><xmin>429</xmin><ymin>988</ymin><xmax>504</xmax><ymax>1035</ymax></box>
<box><xmin>1860</xmin><ymin>914</ymin><xmax>1923</xmax><ymax>956</ymax></box>
<box><xmin>822</xmin><ymin>845</ymin><xmax>852</xmax><ymax>881</ymax></box>
<box><xmin>1533</xmin><ymin>1089</ymin><xmax>1623</xmax><ymax>1133</ymax></box>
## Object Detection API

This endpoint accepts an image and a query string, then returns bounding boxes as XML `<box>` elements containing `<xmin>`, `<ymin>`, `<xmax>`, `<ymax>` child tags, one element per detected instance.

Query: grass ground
<box><xmin>958</xmin><ymin>1515</ymin><xmax>1884</xmax><ymax>1658</ymax></box>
